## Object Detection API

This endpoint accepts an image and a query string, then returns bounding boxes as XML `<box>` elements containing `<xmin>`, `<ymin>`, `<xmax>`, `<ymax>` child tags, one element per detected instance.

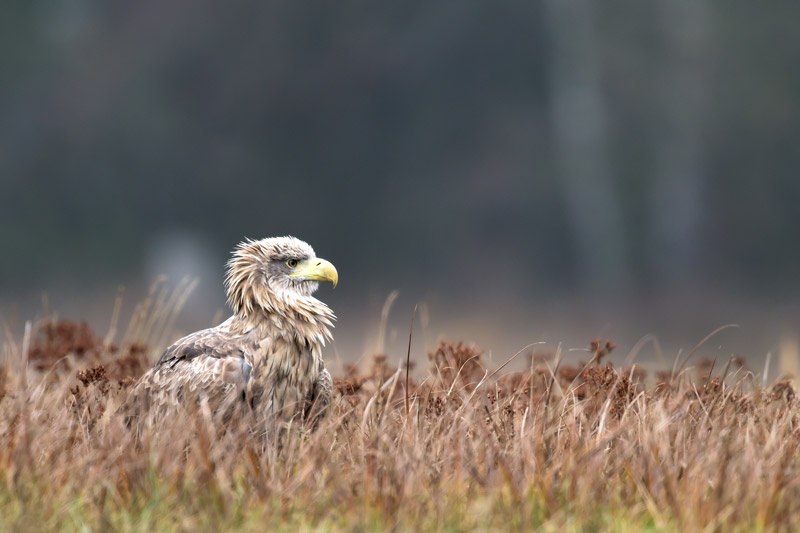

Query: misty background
<box><xmin>2</xmin><ymin>3</ymin><xmax>800</xmax><ymax>373</ymax></box>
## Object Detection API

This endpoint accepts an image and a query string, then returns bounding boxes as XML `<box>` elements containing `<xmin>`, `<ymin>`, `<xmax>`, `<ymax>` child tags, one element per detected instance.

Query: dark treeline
<box><xmin>2</xmin><ymin>2</ymin><xmax>799</xmax><ymax>298</ymax></box>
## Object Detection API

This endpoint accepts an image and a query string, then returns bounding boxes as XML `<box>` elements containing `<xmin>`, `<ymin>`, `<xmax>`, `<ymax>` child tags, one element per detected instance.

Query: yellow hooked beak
<box><xmin>289</xmin><ymin>257</ymin><xmax>338</xmax><ymax>288</ymax></box>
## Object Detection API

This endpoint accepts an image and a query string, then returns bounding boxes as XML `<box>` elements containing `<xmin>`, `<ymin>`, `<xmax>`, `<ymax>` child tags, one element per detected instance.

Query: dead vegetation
<box><xmin>1</xmin><ymin>320</ymin><xmax>799</xmax><ymax>530</ymax></box>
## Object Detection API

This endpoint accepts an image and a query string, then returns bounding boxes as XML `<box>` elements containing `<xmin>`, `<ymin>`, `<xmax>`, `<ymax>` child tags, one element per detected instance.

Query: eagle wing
<box><xmin>134</xmin><ymin>323</ymin><xmax>331</xmax><ymax>423</ymax></box>
<box><xmin>156</xmin><ymin>327</ymin><xmax>252</xmax><ymax>374</ymax></box>
<box><xmin>134</xmin><ymin>326</ymin><xmax>256</xmax><ymax>417</ymax></box>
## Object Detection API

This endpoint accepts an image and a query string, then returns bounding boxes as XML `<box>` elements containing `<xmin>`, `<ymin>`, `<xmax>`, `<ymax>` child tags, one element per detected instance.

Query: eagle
<box><xmin>132</xmin><ymin>236</ymin><xmax>338</xmax><ymax>425</ymax></box>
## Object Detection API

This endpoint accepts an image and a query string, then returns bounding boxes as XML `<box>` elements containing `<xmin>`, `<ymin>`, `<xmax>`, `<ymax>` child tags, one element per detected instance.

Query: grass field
<box><xmin>1</xmin><ymin>298</ymin><xmax>799</xmax><ymax>531</ymax></box>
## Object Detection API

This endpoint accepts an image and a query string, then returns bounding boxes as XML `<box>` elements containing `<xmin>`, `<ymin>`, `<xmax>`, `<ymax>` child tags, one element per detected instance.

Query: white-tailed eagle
<box><xmin>134</xmin><ymin>236</ymin><xmax>338</xmax><ymax>423</ymax></box>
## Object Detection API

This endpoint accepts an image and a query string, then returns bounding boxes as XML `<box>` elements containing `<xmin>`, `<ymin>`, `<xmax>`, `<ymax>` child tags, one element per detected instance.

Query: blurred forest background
<box><xmin>2</xmin><ymin>2</ymin><xmax>800</xmax><ymax>370</ymax></box>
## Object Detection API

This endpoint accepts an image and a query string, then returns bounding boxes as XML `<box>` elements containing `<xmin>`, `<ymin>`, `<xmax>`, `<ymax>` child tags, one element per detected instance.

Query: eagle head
<box><xmin>224</xmin><ymin>236</ymin><xmax>338</xmax><ymax>316</ymax></box>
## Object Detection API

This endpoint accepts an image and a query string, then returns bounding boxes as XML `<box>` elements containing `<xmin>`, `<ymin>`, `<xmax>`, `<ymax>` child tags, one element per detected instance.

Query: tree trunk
<box><xmin>544</xmin><ymin>0</ymin><xmax>628</xmax><ymax>290</ymax></box>
<box><xmin>649</xmin><ymin>1</ymin><xmax>712</xmax><ymax>283</ymax></box>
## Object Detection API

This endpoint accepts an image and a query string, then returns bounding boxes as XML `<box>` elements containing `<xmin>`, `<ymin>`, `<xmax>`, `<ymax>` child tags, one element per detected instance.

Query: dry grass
<box><xmin>1</xmin><ymin>314</ymin><xmax>799</xmax><ymax>532</ymax></box>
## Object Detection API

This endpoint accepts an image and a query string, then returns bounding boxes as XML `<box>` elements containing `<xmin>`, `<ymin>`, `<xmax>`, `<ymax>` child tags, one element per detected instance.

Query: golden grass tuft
<box><xmin>1</xmin><ymin>319</ymin><xmax>799</xmax><ymax>531</ymax></box>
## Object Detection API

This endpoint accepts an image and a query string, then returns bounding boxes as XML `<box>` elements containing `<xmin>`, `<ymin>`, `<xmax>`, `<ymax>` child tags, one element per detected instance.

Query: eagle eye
<box><xmin>286</xmin><ymin>258</ymin><xmax>299</xmax><ymax>268</ymax></box>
